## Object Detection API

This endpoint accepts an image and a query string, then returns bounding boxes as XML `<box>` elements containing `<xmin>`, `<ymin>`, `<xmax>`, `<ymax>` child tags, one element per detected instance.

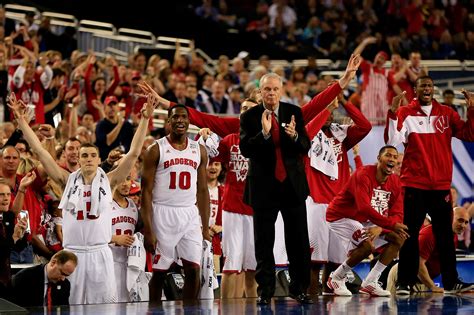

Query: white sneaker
<box><xmin>359</xmin><ymin>280</ymin><xmax>391</xmax><ymax>297</ymax></box>
<box><xmin>327</xmin><ymin>272</ymin><xmax>352</xmax><ymax>296</ymax></box>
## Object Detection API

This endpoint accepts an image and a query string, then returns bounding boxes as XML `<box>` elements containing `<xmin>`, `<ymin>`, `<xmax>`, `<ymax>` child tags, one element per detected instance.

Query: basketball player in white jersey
<box><xmin>141</xmin><ymin>104</ymin><xmax>210</xmax><ymax>303</ymax></box>
<box><xmin>110</xmin><ymin>175</ymin><xmax>140</xmax><ymax>302</ymax></box>
<box><xmin>10</xmin><ymin>92</ymin><xmax>158</xmax><ymax>304</ymax></box>
<box><xmin>206</xmin><ymin>161</ymin><xmax>223</xmax><ymax>273</ymax></box>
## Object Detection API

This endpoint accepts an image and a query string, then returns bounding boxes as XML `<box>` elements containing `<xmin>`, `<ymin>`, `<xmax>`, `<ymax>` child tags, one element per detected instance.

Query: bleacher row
<box><xmin>4</xmin><ymin>3</ymin><xmax>474</xmax><ymax>110</ymax></box>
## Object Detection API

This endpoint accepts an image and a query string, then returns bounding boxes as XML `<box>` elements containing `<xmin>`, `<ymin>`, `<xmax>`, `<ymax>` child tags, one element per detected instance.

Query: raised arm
<box><xmin>107</xmin><ymin>94</ymin><xmax>157</xmax><ymax>188</ymax></box>
<box><xmin>301</xmin><ymin>54</ymin><xmax>361</xmax><ymax>123</ymax></box>
<box><xmin>384</xmin><ymin>91</ymin><xmax>407</xmax><ymax>146</ymax></box>
<box><xmin>68</xmin><ymin>96</ymin><xmax>80</xmax><ymax>138</ymax></box>
<box><xmin>452</xmin><ymin>90</ymin><xmax>474</xmax><ymax>141</ymax></box>
<box><xmin>305</xmin><ymin>99</ymin><xmax>335</xmax><ymax>139</ymax></box>
<box><xmin>12</xmin><ymin>58</ymin><xmax>28</xmax><ymax>88</ymax></box>
<box><xmin>38</xmin><ymin>56</ymin><xmax>53</xmax><ymax>89</ymax></box>
<box><xmin>138</xmin><ymin>80</ymin><xmax>239</xmax><ymax>137</ymax></box>
<box><xmin>337</xmin><ymin>54</ymin><xmax>362</xmax><ymax>92</ymax></box>
<box><xmin>8</xmin><ymin>94</ymin><xmax>69</xmax><ymax>187</ymax></box>
<box><xmin>106</xmin><ymin>57</ymin><xmax>120</xmax><ymax>95</ymax></box>
<box><xmin>353</xmin><ymin>36</ymin><xmax>377</xmax><ymax>56</ymax></box>
<box><xmin>342</xmin><ymin>100</ymin><xmax>372</xmax><ymax>150</ymax></box>
<box><xmin>106</xmin><ymin>110</ymin><xmax>125</xmax><ymax>146</ymax></box>
<box><xmin>11</xmin><ymin>172</ymin><xmax>36</xmax><ymax>216</ymax></box>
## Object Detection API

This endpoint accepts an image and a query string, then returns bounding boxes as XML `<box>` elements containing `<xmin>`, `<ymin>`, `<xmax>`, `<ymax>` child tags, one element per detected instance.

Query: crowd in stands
<box><xmin>0</xmin><ymin>2</ymin><xmax>473</xmax><ymax>306</ymax></box>
<box><xmin>194</xmin><ymin>0</ymin><xmax>474</xmax><ymax>60</ymax></box>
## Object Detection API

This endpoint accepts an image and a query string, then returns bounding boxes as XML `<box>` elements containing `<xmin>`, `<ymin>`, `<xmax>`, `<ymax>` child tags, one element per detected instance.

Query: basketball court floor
<box><xmin>2</xmin><ymin>293</ymin><xmax>473</xmax><ymax>314</ymax></box>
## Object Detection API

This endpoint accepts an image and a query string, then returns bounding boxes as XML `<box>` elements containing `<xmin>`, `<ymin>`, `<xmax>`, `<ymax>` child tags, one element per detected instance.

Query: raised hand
<box><xmin>7</xmin><ymin>93</ymin><xmax>27</xmax><ymax>119</ymax></box>
<box><xmin>262</xmin><ymin>110</ymin><xmax>272</xmax><ymax>136</ymax></box>
<box><xmin>352</xmin><ymin>143</ymin><xmax>360</xmax><ymax>156</ymax></box>
<box><xmin>13</xmin><ymin>216</ymin><xmax>28</xmax><ymax>241</ymax></box>
<box><xmin>391</xmin><ymin>91</ymin><xmax>407</xmax><ymax>113</ymax></box>
<box><xmin>38</xmin><ymin>124</ymin><xmax>55</xmax><ymax>139</ymax></box>
<box><xmin>141</xmin><ymin>93</ymin><xmax>159</xmax><ymax>119</ymax></box>
<box><xmin>87</xmin><ymin>53</ymin><xmax>96</xmax><ymax>65</ymax></box>
<box><xmin>461</xmin><ymin>89</ymin><xmax>473</xmax><ymax>108</ymax></box>
<box><xmin>91</xmin><ymin>99</ymin><xmax>103</xmax><ymax>110</ymax></box>
<box><xmin>346</xmin><ymin>54</ymin><xmax>362</xmax><ymax>73</ymax></box>
<box><xmin>19</xmin><ymin>171</ymin><xmax>37</xmax><ymax>190</ymax></box>
<box><xmin>106</xmin><ymin>149</ymin><xmax>124</xmax><ymax>165</ymax></box>
<box><xmin>38</xmin><ymin>55</ymin><xmax>49</xmax><ymax>68</ymax></box>
<box><xmin>363</xmin><ymin>36</ymin><xmax>377</xmax><ymax>45</ymax></box>
<box><xmin>327</xmin><ymin>98</ymin><xmax>339</xmax><ymax>113</ymax></box>
<box><xmin>284</xmin><ymin>115</ymin><xmax>297</xmax><ymax>139</ymax></box>
<box><xmin>198</xmin><ymin>128</ymin><xmax>213</xmax><ymax>140</ymax></box>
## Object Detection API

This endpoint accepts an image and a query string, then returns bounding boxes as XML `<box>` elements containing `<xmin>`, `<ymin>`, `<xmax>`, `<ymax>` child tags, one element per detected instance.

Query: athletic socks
<box><xmin>332</xmin><ymin>261</ymin><xmax>352</xmax><ymax>280</ymax></box>
<box><xmin>365</xmin><ymin>261</ymin><xmax>387</xmax><ymax>283</ymax></box>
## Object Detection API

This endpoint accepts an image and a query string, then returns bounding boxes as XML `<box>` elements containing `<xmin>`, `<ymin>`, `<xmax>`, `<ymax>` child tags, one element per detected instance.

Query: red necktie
<box><xmin>47</xmin><ymin>283</ymin><xmax>52</xmax><ymax>308</ymax></box>
<box><xmin>271</xmin><ymin>112</ymin><xmax>287</xmax><ymax>182</ymax></box>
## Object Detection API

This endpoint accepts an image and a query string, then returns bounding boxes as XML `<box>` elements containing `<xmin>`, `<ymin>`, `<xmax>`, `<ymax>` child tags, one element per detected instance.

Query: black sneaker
<box><xmin>396</xmin><ymin>283</ymin><xmax>411</xmax><ymax>295</ymax></box>
<box><xmin>445</xmin><ymin>281</ymin><xmax>474</xmax><ymax>294</ymax></box>
<box><xmin>289</xmin><ymin>292</ymin><xmax>314</xmax><ymax>304</ymax></box>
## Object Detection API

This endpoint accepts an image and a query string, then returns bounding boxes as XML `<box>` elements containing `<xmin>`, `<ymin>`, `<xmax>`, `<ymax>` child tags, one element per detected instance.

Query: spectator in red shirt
<box><xmin>354</xmin><ymin>36</ymin><xmax>389</xmax><ymax>125</ymax></box>
<box><xmin>387</xmin><ymin>54</ymin><xmax>416</xmax><ymax>106</ymax></box>
<box><xmin>11</xmin><ymin>55</ymin><xmax>52</xmax><ymax>124</ymax></box>
<box><xmin>326</xmin><ymin>145</ymin><xmax>409</xmax><ymax>297</ymax></box>
<box><xmin>83</xmin><ymin>54</ymin><xmax>119</xmax><ymax>121</ymax></box>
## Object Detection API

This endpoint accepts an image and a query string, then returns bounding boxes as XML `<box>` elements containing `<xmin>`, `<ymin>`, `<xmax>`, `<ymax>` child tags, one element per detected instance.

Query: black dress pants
<box><xmin>397</xmin><ymin>187</ymin><xmax>458</xmax><ymax>289</ymax></box>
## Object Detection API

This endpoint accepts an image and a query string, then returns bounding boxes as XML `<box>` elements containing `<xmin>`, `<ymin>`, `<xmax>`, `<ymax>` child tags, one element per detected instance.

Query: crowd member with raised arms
<box><xmin>302</xmin><ymin>55</ymin><xmax>371</xmax><ymax>295</ymax></box>
<box><xmin>9</xmin><ymin>90</ymin><xmax>157</xmax><ymax>304</ymax></box>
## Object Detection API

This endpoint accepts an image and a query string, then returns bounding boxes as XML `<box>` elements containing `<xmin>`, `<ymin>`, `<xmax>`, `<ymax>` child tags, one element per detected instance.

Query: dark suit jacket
<box><xmin>11</xmin><ymin>264</ymin><xmax>70</xmax><ymax>307</ymax></box>
<box><xmin>240</xmin><ymin>102</ymin><xmax>310</xmax><ymax>208</ymax></box>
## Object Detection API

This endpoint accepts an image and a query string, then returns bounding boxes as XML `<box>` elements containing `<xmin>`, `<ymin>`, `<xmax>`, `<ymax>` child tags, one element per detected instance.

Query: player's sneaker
<box><xmin>327</xmin><ymin>272</ymin><xmax>352</xmax><ymax>296</ymax></box>
<box><xmin>359</xmin><ymin>280</ymin><xmax>391</xmax><ymax>297</ymax></box>
<box><xmin>444</xmin><ymin>281</ymin><xmax>474</xmax><ymax>294</ymax></box>
<box><xmin>396</xmin><ymin>283</ymin><xmax>411</xmax><ymax>295</ymax></box>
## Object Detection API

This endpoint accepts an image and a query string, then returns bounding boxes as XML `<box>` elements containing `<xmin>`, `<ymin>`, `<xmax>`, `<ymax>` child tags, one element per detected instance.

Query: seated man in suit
<box><xmin>11</xmin><ymin>250</ymin><xmax>77</xmax><ymax>307</ymax></box>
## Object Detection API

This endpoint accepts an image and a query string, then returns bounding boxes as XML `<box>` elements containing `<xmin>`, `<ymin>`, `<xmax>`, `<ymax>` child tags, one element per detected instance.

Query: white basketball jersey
<box><xmin>63</xmin><ymin>185</ymin><xmax>113</xmax><ymax>247</ymax></box>
<box><xmin>153</xmin><ymin>137</ymin><xmax>201</xmax><ymax>207</ymax></box>
<box><xmin>208</xmin><ymin>185</ymin><xmax>219</xmax><ymax>227</ymax></box>
<box><xmin>110</xmin><ymin>198</ymin><xmax>139</xmax><ymax>263</ymax></box>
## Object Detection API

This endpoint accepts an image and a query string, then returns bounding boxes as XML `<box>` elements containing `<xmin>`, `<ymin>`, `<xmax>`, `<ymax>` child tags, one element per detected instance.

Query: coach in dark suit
<box><xmin>11</xmin><ymin>250</ymin><xmax>77</xmax><ymax>307</ymax></box>
<box><xmin>240</xmin><ymin>73</ymin><xmax>312</xmax><ymax>304</ymax></box>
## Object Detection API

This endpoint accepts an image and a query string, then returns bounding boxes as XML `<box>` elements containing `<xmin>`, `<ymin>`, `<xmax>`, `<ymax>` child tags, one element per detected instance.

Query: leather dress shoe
<box><xmin>289</xmin><ymin>293</ymin><xmax>314</xmax><ymax>304</ymax></box>
<box><xmin>256</xmin><ymin>296</ymin><xmax>271</xmax><ymax>305</ymax></box>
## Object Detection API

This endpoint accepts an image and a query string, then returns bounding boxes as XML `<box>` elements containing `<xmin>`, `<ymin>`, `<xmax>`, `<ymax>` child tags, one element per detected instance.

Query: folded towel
<box><xmin>309</xmin><ymin>123</ymin><xmax>349</xmax><ymax>180</ymax></box>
